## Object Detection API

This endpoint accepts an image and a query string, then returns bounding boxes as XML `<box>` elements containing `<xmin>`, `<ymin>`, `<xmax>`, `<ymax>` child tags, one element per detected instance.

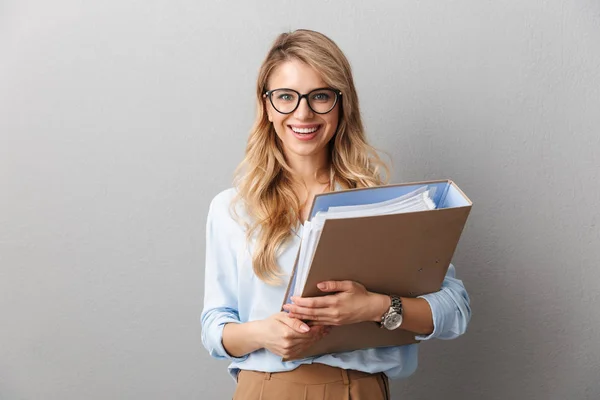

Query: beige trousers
<box><xmin>233</xmin><ymin>363</ymin><xmax>390</xmax><ymax>400</ymax></box>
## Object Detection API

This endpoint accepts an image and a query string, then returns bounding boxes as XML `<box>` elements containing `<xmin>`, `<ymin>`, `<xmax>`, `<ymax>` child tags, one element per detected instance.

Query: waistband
<box><xmin>238</xmin><ymin>363</ymin><xmax>380</xmax><ymax>385</ymax></box>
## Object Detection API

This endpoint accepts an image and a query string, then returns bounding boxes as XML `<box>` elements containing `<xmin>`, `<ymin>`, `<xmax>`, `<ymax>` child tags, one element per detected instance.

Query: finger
<box><xmin>309</xmin><ymin>325</ymin><xmax>328</xmax><ymax>334</ymax></box>
<box><xmin>286</xmin><ymin>335</ymin><xmax>322</xmax><ymax>357</ymax></box>
<box><xmin>306</xmin><ymin>321</ymin><xmax>334</xmax><ymax>332</ymax></box>
<box><xmin>288</xmin><ymin>295</ymin><xmax>337</xmax><ymax>308</ymax></box>
<box><xmin>307</xmin><ymin>321</ymin><xmax>327</xmax><ymax>326</ymax></box>
<box><xmin>288</xmin><ymin>312</ymin><xmax>339</xmax><ymax>325</ymax></box>
<box><xmin>286</xmin><ymin>336</ymin><xmax>314</xmax><ymax>347</ymax></box>
<box><xmin>287</xmin><ymin>327</ymin><xmax>324</xmax><ymax>341</ymax></box>
<box><xmin>283</xmin><ymin>327</ymin><xmax>332</xmax><ymax>357</ymax></box>
<box><xmin>290</xmin><ymin>316</ymin><xmax>337</xmax><ymax>325</ymax></box>
<box><xmin>286</xmin><ymin>305</ymin><xmax>339</xmax><ymax>320</ymax></box>
<box><xmin>317</xmin><ymin>280</ymin><xmax>355</xmax><ymax>292</ymax></box>
<box><xmin>278</xmin><ymin>313</ymin><xmax>311</xmax><ymax>333</ymax></box>
<box><xmin>281</xmin><ymin>335</ymin><xmax>320</xmax><ymax>357</ymax></box>
<box><xmin>303</xmin><ymin>325</ymin><xmax>328</xmax><ymax>339</ymax></box>
<box><xmin>285</xmin><ymin>343</ymin><xmax>311</xmax><ymax>359</ymax></box>
<box><xmin>279</xmin><ymin>325</ymin><xmax>324</xmax><ymax>342</ymax></box>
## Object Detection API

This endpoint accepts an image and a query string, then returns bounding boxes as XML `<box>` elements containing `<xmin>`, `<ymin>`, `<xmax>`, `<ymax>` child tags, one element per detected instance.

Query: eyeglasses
<box><xmin>263</xmin><ymin>88</ymin><xmax>342</xmax><ymax>115</ymax></box>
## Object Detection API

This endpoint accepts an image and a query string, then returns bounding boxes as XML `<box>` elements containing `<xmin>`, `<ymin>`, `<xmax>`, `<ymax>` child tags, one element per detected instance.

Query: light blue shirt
<box><xmin>201</xmin><ymin>188</ymin><xmax>471</xmax><ymax>381</ymax></box>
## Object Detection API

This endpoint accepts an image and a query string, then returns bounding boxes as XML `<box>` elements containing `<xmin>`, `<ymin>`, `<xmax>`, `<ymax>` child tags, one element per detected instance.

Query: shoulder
<box><xmin>209</xmin><ymin>187</ymin><xmax>238</xmax><ymax>214</ymax></box>
<box><xmin>207</xmin><ymin>187</ymin><xmax>248</xmax><ymax>232</ymax></box>
<box><xmin>207</xmin><ymin>187</ymin><xmax>239</xmax><ymax>223</ymax></box>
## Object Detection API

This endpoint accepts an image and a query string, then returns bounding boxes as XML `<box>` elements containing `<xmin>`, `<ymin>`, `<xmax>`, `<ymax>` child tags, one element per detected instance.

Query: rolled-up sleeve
<box><xmin>415</xmin><ymin>263</ymin><xmax>471</xmax><ymax>341</ymax></box>
<box><xmin>200</xmin><ymin>195</ymin><xmax>248</xmax><ymax>362</ymax></box>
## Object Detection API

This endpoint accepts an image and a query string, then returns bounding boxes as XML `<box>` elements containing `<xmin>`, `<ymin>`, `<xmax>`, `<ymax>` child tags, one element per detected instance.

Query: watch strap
<box><xmin>380</xmin><ymin>295</ymin><xmax>403</xmax><ymax>328</ymax></box>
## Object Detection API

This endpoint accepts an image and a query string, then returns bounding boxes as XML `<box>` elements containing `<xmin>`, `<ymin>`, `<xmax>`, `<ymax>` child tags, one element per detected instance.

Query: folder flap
<box><xmin>300</xmin><ymin>206</ymin><xmax>471</xmax><ymax>299</ymax></box>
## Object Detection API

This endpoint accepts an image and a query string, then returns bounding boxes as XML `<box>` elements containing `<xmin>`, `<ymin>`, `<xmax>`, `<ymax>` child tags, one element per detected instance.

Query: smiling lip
<box><xmin>289</xmin><ymin>124</ymin><xmax>321</xmax><ymax>132</ymax></box>
<box><xmin>288</xmin><ymin>124</ymin><xmax>322</xmax><ymax>141</ymax></box>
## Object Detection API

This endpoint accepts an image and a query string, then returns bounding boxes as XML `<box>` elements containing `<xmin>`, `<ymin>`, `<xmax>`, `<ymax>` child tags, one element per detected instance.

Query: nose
<box><xmin>293</xmin><ymin>96</ymin><xmax>314</xmax><ymax>120</ymax></box>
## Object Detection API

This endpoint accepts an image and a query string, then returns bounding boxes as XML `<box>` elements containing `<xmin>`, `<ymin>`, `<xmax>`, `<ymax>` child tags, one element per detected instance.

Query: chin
<box><xmin>288</xmin><ymin>148</ymin><xmax>321</xmax><ymax>158</ymax></box>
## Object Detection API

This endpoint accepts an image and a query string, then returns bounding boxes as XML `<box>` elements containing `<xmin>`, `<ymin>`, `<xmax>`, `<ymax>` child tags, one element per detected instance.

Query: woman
<box><xmin>201</xmin><ymin>29</ymin><xmax>471</xmax><ymax>399</ymax></box>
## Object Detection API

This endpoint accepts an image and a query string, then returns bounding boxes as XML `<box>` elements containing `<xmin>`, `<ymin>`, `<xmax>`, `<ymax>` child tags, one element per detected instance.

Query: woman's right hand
<box><xmin>258</xmin><ymin>312</ymin><xmax>330</xmax><ymax>359</ymax></box>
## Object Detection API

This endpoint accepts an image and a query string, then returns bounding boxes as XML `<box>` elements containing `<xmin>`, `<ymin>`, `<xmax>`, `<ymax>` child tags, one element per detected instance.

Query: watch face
<box><xmin>384</xmin><ymin>313</ymin><xmax>403</xmax><ymax>330</ymax></box>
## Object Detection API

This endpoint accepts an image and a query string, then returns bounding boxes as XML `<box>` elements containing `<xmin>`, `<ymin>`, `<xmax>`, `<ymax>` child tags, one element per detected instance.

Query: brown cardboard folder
<box><xmin>281</xmin><ymin>179</ymin><xmax>472</xmax><ymax>361</ymax></box>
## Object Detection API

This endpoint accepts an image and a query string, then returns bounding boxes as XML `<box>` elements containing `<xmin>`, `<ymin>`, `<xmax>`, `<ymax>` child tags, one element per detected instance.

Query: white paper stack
<box><xmin>292</xmin><ymin>186</ymin><xmax>436</xmax><ymax>297</ymax></box>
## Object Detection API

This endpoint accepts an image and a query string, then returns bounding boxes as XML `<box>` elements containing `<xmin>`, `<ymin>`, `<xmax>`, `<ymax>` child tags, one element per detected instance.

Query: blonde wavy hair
<box><xmin>232</xmin><ymin>29</ymin><xmax>390</xmax><ymax>285</ymax></box>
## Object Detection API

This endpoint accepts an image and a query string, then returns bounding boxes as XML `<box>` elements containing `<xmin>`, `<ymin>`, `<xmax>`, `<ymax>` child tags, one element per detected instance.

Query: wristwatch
<box><xmin>380</xmin><ymin>295</ymin><xmax>403</xmax><ymax>330</ymax></box>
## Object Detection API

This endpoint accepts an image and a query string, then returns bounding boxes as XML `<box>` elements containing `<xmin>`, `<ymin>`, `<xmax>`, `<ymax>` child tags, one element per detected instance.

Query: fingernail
<box><xmin>301</xmin><ymin>325</ymin><xmax>310</xmax><ymax>332</ymax></box>
<box><xmin>317</xmin><ymin>283</ymin><xmax>326</xmax><ymax>290</ymax></box>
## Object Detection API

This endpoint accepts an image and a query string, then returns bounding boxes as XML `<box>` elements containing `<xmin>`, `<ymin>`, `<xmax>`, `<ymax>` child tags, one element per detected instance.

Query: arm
<box><xmin>370</xmin><ymin>263</ymin><xmax>471</xmax><ymax>338</ymax></box>
<box><xmin>413</xmin><ymin>263</ymin><xmax>471</xmax><ymax>340</ymax></box>
<box><xmin>284</xmin><ymin>264</ymin><xmax>471</xmax><ymax>339</ymax></box>
<box><xmin>200</xmin><ymin>195</ymin><xmax>248</xmax><ymax>361</ymax></box>
<box><xmin>223</xmin><ymin>313</ymin><xmax>328</xmax><ymax>359</ymax></box>
<box><xmin>201</xmin><ymin>193</ymin><xmax>329</xmax><ymax>360</ymax></box>
<box><xmin>221</xmin><ymin>321</ymin><xmax>264</xmax><ymax>358</ymax></box>
<box><xmin>367</xmin><ymin>294</ymin><xmax>435</xmax><ymax>335</ymax></box>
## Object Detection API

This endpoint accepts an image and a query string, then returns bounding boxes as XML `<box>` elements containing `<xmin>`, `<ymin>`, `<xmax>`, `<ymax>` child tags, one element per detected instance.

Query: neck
<box><xmin>286</xmin><ymin>151</ymin><xmax>331</xmax><ymax>189</ymax></box>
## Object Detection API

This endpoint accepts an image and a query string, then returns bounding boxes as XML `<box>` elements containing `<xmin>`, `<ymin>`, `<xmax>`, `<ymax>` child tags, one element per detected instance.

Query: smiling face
<box><xmin>265</xmin><ymin>59</ymin><xmax>340</xmax><ymax>164</ymax></box>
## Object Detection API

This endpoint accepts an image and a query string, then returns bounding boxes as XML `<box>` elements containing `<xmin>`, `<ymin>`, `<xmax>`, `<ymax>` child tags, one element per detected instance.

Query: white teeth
<box><xmin>291</xmin><ymin>126</ymin><xmax>319</xmax><ymax>134</ymax></box>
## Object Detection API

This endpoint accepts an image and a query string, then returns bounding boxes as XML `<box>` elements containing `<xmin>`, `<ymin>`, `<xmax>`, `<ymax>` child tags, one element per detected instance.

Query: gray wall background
<box><xmin>1</xmin><ymin>1</ymin><xmax>599</xmax><ymax>399</ymax></box>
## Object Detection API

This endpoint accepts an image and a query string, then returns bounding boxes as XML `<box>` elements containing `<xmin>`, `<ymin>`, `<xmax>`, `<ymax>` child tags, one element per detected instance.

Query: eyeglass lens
<box><xmin>269</xmin><ymin>89</ymin><xmax>338</xmax><ymax>114</ymax></box>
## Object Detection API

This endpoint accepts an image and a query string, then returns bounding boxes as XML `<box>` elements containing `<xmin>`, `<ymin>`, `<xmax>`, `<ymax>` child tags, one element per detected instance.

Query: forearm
<box><xmin>369</xmin><ymin>293</ymin><xmax>434</xmax><ymax>335</ymax></box>
<box><xmin>222</xmin><ymin>321</ymin><xmax>264</xmax><ymax>358</ymax></box>
<box><xmin>398</xmin><ymin>297</ymin><xmax>433</xmax><ymax>335</ymax></box>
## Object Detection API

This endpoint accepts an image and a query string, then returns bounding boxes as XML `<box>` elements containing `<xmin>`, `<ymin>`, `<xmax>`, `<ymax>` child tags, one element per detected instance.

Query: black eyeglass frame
<box><xmin>263</xmin><ymin>87</ymin><xmax>343</xmax><ymax>115</ymax></box>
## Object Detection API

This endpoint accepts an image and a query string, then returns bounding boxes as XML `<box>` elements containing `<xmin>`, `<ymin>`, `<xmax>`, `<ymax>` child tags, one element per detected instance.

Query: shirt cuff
<box><xmin>414</xmin><ymin>291</ymin><xmax>455</xmax><ymax>341</ymax></box>
<box><xmin>203</xmin><ymin>317</ymin><xmax>249</xmax><ymax>362</ymax></box>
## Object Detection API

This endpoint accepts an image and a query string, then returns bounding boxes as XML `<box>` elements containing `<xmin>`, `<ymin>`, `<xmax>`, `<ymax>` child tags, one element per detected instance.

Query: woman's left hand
<box><xmin>283</xmin><ymin>281</ymin><xmax>389</xmax><ymax>326</ymax></box>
